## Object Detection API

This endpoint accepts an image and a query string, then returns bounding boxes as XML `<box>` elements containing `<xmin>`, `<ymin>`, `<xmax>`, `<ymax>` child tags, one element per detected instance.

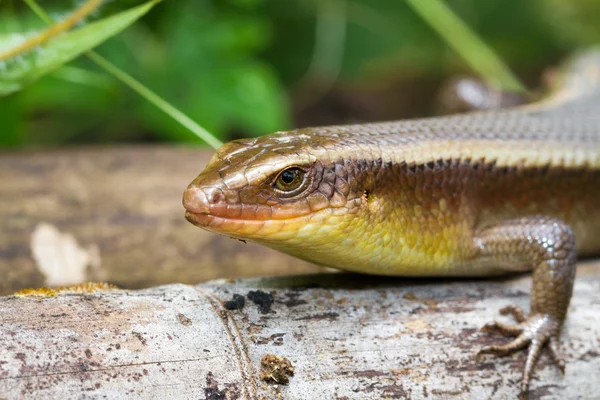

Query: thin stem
<box><xmin>23</xmin><ymin>0</ymin><xmax>222</xmax><ymax>149</ymax></box>
<box><xmin>406</xmin><ymin>0</ymin><xmax>527</xmax><ymax>93</ymax></box>
<box><xmin>51</xmin><ymin>65</ymin><xmax>113</xmax><ymax>88</ymax></box>
<box><xmin>293</xmin><ymin>0</ymin><xmax>347</xmax><ymax>110</ymax></box>
<box><xmin>1</xmin><ymin>0</ymin><xmax>102</xmax><ymax>61</ymax></box>
<box><xmin>87</xmin><ymin>52</ymin><xmax>223</xmax><ymax>149</ymax></box>
<box><xmin>22</xmin><ymin>0</ymin><xmax>52</xmax><ymax>24</ymax></box>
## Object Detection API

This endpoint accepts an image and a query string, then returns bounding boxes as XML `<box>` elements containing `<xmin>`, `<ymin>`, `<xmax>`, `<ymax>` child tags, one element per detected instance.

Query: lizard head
<box><xmin>183</xmin><ymin>131</ymin><xmax>361</xmax><ymax>247</ymax></box>
<box><xmin>182</xmin><ymin>127</ymin><xmax>467</xmax><ymax>274</ymax></box>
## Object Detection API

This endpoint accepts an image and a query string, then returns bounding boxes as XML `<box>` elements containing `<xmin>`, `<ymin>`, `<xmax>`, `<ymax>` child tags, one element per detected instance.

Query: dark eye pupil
<box><xmin>274</xmin><ymin>168</ymin><xmax>305</xmax><ymax>193</ymax></box>
<box><xmin>281</xmin><ymin>170</ymin><xmax>296</xmax><ymax>184</ymax></box>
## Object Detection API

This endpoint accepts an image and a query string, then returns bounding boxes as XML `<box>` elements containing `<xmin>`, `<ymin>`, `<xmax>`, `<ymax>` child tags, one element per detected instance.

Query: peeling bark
<box><xmin>1</xmin><ymin>262</ymin><xmax>598</xmax><ymax>399</ymax></box>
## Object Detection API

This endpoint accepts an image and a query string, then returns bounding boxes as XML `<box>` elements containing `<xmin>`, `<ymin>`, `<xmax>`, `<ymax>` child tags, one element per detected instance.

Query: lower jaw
<box><xmin>185</xmin><ymin>210</ymin><xmax>273</xmax><ymax>238</ymax></box>
<box><xmin>185</xmin><ymin>210</ymin><xmax>211</xmax><ymax>227</ymax></box>
<box><xmin>184</xmin><ymin>208</ymin><xmax>337</xmax><ymax>242</ymax></box>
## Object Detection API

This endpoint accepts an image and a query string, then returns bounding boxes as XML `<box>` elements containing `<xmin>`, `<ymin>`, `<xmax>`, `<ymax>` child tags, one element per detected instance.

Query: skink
<box><xmin>183</xmin><ymin>50</ymin><xmax>600</xmax><ymax>396</ymax></box>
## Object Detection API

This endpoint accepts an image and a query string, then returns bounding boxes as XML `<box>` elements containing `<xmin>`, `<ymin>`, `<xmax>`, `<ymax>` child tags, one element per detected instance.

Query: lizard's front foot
<box><xmin>477</xmin><ymin>305</ymin><xmax>565</xmax><ymax>398</ymax></box>
<box><xmin>473</xmin><ymin>217</ymin><xmax>576</xmax><ymax>398</ymax></box>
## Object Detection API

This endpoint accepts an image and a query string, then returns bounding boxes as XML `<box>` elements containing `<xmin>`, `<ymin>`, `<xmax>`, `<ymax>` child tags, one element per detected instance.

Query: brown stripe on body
<box><xmin>342</xmin><ymin>155</ymin><xmax>600</xmax><ymax>274</ymax></box>
<box><xmin>474</xmin><ymin>164</ymin><xmax>600</xmax><ymax>255</ymax></box>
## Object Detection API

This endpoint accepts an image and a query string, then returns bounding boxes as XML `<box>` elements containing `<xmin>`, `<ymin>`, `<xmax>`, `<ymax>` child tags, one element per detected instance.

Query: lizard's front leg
<box><xmin>472</xmin><ymin>216</ymin><xmax>576</xmax><ymax>397</ymax></box>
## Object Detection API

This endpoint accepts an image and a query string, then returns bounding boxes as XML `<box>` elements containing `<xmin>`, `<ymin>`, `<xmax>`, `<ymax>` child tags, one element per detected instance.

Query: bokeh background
<box><xmin>2</xmin><ymin>0</ymin><xmax>600</xmax><ymax>149</ymax></box>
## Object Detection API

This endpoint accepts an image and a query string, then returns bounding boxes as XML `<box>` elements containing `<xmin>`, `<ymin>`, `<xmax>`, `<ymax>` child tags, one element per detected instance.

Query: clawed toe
<box><xmin>478</xmin><ymin>334</ymin><xmax>530</xmax><ymax>356</ymax></box>
<box><xmin>499</xmin><ymin>305</ymin><xmax>526</xmax><ymax>322</ymax></box>
<box><xmin>478</xmin><ymin>309</ymin><xmax>565</xmax><ymax>397</ymax></box>
<box><xmin>548</xmin><ymin>337</ymin><xmax>566</xmax><ymax>374</ymax></box>
<box><xmin>481</xmin><ymin>320</ymin><xmax>523</xmax><ymax>336</ymax></box>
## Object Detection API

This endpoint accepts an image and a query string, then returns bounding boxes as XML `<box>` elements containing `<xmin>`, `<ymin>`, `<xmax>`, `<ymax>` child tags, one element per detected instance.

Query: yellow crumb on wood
<box><xmin>260</xmin><ymin>354</ymin><xmax>295</xmax><ymax>385</ymax></box>
<box><xmin>14</xmin><ymin>282</ymin><xmax>118</xmax><ymax>297</ymax></box>
<box><xmin>14</xmin><ymin>287</ymin><xmax>59</xmax><ymax>297</ymax></box>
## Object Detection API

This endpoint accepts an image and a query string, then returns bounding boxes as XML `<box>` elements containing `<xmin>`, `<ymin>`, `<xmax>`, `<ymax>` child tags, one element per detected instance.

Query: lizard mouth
<box><xmin>184</xmin><ymin>205</ymin><xmax>334</xmax><ymax>242</ymax></box>
<box><xmin>183</xmin><ymin>185</ymin><xmax>314</xmax><ymax>226</ymax></box>
<box><xmin>182</xmin><ymin>185</ymin><xmax>334</xmax><ymax>240</ymax></box>
<box><xmin>184</xmin><ymin>210</ymin><xmax>262</xmax><ymax>228</ymax></box>
<box><xmin>184</xmin><ymin>209</ymin><xmax>296</xmax><ymax>241</ymax></box>
<box><xmin>184</xmin><ymin>210</ymin><xmax>262</xmax><ymax>238</ymax></box>
<box><xmin>184</xmin><ymin>210</ymin><xmax>212</xmax><ymax>227</ymax></box>
<box><xmin>183</xmin><ymin>196</ymin><xmax>277</xmax><ymax>230</ymax></box>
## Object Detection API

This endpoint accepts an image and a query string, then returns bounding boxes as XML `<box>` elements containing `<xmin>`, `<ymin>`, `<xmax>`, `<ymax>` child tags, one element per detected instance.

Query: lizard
<box><xmin>183</xmin><ymin>50</ymin><xmax>600</xmax><ymax>397</ymax></box>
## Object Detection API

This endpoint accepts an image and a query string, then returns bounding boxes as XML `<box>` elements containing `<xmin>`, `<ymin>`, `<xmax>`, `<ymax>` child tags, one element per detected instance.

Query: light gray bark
<box><xmin>1</xmin><ymin>261</ymin><xmax>598</xmax><ymax>399</ymax></box>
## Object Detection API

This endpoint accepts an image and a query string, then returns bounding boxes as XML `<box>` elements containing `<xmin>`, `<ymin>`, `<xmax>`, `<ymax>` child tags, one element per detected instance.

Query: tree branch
<box><xmin>0</xmin><ymin>263</ymin><xmax>598</xmax><ymax>399</ymax></box>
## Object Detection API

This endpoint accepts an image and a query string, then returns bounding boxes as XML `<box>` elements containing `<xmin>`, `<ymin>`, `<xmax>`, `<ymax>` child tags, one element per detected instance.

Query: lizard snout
<box><xmin>182</xmin><ymin>186</ymin><xmax>211</xmax><ymax>215</ymax></box>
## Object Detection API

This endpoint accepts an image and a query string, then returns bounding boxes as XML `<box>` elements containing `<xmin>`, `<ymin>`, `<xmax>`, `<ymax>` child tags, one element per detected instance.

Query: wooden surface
<box><xmin>1</xmin><ymin>262</ymin><xmax>598</xmax><ymax>399</ymax></box>
<box><xmin>0</xmin><ymin>146</ymin><xmax>323</xmax><ymax>295</ymax></box>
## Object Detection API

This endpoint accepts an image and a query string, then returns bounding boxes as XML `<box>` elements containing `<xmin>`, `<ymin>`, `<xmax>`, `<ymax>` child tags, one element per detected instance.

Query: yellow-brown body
<box><xmin>183</xmin><ymin>50</ymin><xmax>600</xmax><ymax>395</ymax></box>
<box><xmin>184</xmin><ymin>104</ymin><xmax>600</xmax><ymax>276</ymax></box>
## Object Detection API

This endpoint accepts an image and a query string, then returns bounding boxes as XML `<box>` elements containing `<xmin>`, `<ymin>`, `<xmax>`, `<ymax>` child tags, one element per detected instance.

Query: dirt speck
<box><xmin>223</xmin><ymin>294</ymin><xmax>245</xmax><ymax>311</ymax></box>
<box><xmin>14</xmin><ymin>353</ymin><xmax>26</xmax><ymax>363</ymax></box>
<box><xmin>247</xmin><ymin>290</ymin><xmax>274</xmax><ymax>314</ymax></box>
<box><xmin>251</xmin><ymin>333</ymin><xmax>285</xmax><ymax>345</ymax></box>
<box><xmin>132</xmin><ymin>332</ymin><xmax>147</xmax><ymax>346</ymax></box>
<box><xmin>177</xmin><ymin>313</ymin><xmax>192</xmax><ymax>326</ymax></box>
<box><xmin>403</xmin><ymin>292</ymin><xmax>417</xmax><ymax>300</ymax></box>
<box><xmin>260</xmin><ymin>354</ymin><xmax>294</xmax><ymax>385</ymax></box>
<box><xmin>204</xmin><ymin>372</ymin><xmax>227</xmax><ymax>400</ymax></box>
<box><xmin>295</xmin><ymin>312</ymin><xmax>339</xmax><ymax>322</ymax></box>
<box><xmin>204</xmin><ymin>372</ymin><xmax>240</xmax><ymax>400</ymax></box>
<box><xmin>282</xmin><ymin>291</ymin><xmax>307</xmax><ymax>308</ymax></box>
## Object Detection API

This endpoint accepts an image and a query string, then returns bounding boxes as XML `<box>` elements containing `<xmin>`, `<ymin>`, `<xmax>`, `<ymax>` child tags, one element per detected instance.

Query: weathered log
<box><xmin>1</xmin><ymin>262</ymin><xmax>598</xmax><ymax>399</ymax></box>
<box><xmin>0</xmin><ymin>146</ymin><xmax>323</xmax><ymax>295</ymax></box>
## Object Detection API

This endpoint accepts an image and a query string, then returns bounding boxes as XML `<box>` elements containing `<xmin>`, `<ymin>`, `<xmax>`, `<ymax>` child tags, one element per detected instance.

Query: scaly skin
<box><xmin>183</xmin><ymin>51</ymin><xmax>600</xmax><ymax>397</ymax></box>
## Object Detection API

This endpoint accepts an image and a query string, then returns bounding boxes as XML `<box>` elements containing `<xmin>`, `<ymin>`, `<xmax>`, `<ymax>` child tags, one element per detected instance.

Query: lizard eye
<box><xmin>274</xmin><ymin>167</ymin><xmax>305</xmax><ymax>192</ymax></box>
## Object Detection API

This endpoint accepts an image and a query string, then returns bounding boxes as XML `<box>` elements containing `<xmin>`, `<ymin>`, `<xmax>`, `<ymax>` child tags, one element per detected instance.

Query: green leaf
<box><xmin>131</xmin><ymin>1</ymin><xmax>290</xmax><ymax>142</ymax></box>
<box><xmin>0</xmin><ymin>0</ymin><xmax>160</xmax><ymax>96</ymax></box>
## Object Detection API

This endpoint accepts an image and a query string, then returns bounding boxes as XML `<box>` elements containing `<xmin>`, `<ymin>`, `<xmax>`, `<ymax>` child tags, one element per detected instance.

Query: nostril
<box><xmin>182</xmin><ymin>188</ymin><xmax>210</xmax><ymax>214</ymax></box>
<box><xmin>212</xmin><ymin>191</ymin><xmax>225</xmax><ymax>203</ymax></box>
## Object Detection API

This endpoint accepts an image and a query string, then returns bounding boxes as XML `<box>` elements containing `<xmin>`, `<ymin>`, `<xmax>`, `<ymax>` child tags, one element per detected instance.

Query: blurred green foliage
<box><xmin>0</xmin><ymin>1</ymin><xmax>158</xmax><ymax>96</ymax></box>
<box><xmin>0</xmin><ymin>0</ymin><xmax>599</xmax><ymax>148</ymax></box>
